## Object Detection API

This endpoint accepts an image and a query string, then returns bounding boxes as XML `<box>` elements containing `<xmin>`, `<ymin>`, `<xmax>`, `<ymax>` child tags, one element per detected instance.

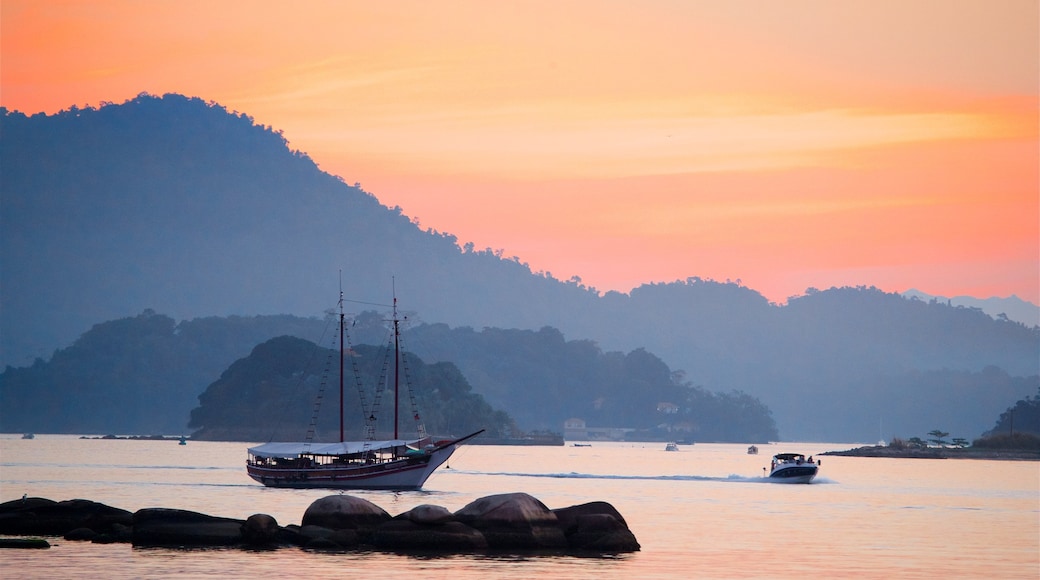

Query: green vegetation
<box><xmin>0</xmin><ymin>309</ymin><xmax>779</xmax><ymax>442</ymax></box>
<box><xmin>403</xmin><ymin>323</ymin><xmax>778</xmax><ymax>442</ymax></box>
<box><xmin>972</xmin><ymin>388</ymin><xmax>1040</xmax><ymax>449</ymax></box>
<box><xmin>971</xmin><ymin>432</ymin><xmax>1040</xmax><ymax>450</ymax></box>
<box><xmin>927</xmin><ymin>429</ymin><xmax>950</xmax><ymax>447</ymax></box>
<box><xmin>188</xmin><ymin>336</ymin><xmax>511</xmax><ymax>441</ymax></box>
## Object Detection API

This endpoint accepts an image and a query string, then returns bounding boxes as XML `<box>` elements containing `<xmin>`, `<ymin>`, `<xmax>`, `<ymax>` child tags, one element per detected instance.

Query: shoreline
<box><xmin>821</xmin><ymin>445</ymin><xmax>1039</xmax><ymax>461</ymax></box>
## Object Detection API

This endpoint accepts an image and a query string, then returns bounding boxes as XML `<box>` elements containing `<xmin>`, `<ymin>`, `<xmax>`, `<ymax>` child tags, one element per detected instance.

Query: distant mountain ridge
<box><xmin>902</xmin><ymin>290</ymin><xmax>1039</xmax><ymax>327</ymax></box>
<box><xmin>2</xmin><ymin>94</ymin><xmax>1037</xmax><ymax>442</ymax></box>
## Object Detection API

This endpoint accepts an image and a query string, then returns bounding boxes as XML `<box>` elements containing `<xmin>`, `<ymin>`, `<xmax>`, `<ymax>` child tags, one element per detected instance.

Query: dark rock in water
<box><xmin>454</xmin><ymin>492</ymin><xmax>568</xmax><ymax>550</ymax></box>
<box><xmin>552</xmin><ymin>501</ymin><xmax>629</xmax><ymax>533</ymax></box>
<box><xmin>373</xmin><ymin>518</ymin><xmax>488</xmax><ymax>551</ymax></box>
<box><xmin>566</xmin><ymin>513</ymin><xmax>641</xmax><ymax>552</ymax></box>
<box><xmin>297</xmin><ymin>524</ymin><xmax>359</xmax><ymax>549</ymax></box>
<box><xmin>303</xmin><ymin>536</ymin><xmax>348</xmax><ymax>551</ymax></box>
<box><xmin>132</xmin><ymin>508</ymin><xmax>245</xmax><ymax>547</ymax></box>
<box><xmin>93</xmin><ymin>522</ymin><xmax>133</xmax><ymax>544</ymax></box>
<box><xmin>0</xmin><ymin>494</ymin><xmax>639</xmax><ymax>555</ymax></box>
<box><xmin>0</xmin><ymin>497</ymin><xmax>133</xmax><ymax>536</ymax></box>
<box><xmin>301</xmin><ymin>495</ymin><xmax>390</xmax><ymax>541</ymax></box>
<box><xmin>400</xmin><ymin>504</ymin><xmax>454</xmax><ymax>525</ymax></box>
<box><xmin>241</xmin><ymin>513</ymin><xmax>279</xmax><ymax>546</ymax></box>
<box><xmin>64</xmin><ymin>527</ymin><xmax>98</xmax><ymax>541</ymax></box>
<box><xmin>553</xmin><ymin>501</ymin><xmax>640</xmax><ymax>552</ymax></box>
<box><xmin>0</xmin><ymin>537</ymin><xmax>50</xmax><ymax>549</ymax></box>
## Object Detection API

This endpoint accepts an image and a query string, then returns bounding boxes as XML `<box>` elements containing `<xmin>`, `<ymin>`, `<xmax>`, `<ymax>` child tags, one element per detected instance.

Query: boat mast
<box><xmin>339</xmin><ymin>277</ymin><xmax>345</xmax><ymax>443</ymax></box>
<box><xmin>392</xmin><ymin>280</ymin><xmax>400</xmax><ymax>440</ymax></box>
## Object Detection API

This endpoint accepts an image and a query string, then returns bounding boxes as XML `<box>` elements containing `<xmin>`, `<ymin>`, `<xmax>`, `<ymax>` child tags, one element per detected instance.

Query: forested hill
<box><xmin>0</xmin><ymin>311</ymin><xmax>780</xmax><ymax>443</ymax></box>
<box><xmin>2</xmin><ymin>94</ymin><xmax>1037</xmax><ymax>442</ymax></box>
<box><xmin>1</xmin><ymin>93</ymin><xmax>597</xmax><ymax>371</ymax></box>
<box><xmin>187</xmin><ymin>336</ymin><xmax>513</xmax><ymax>443</ymax></box>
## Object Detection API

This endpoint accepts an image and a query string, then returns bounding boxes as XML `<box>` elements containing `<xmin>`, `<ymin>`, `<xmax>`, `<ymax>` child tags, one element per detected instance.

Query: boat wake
<box><xmin>453</xmin><ymin>470</ymin><xmax>834</xmax><ymax>484</ymax></box>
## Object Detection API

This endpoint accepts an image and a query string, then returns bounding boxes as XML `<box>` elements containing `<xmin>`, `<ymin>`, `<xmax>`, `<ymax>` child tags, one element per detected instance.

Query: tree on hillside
<box><xmin>983</xmin><ymin>386</ymin><xmax>1040</xmax><ymax>438</ymax></box>
<box><xmin>927</xmin><ymin>429</ymin><xmax>950</xmax><ymax>448</ymax></box>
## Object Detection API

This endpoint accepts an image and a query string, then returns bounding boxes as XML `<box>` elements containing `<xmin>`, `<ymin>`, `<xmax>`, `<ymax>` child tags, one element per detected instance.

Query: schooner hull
<box><xmin>246</xmin><ymin>444</ymin><xmax>457</xmax><ymax>490</ymax></box>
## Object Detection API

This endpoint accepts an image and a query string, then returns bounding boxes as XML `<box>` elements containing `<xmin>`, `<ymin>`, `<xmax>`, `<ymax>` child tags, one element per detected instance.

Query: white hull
<box><xmin>768</xmin><ymin>469</ymin><xmax>817</xmax><ymax>484</ymax></box>
<box><xmin>767</xmin><ymin>453</ymin><xmax>819</xmax><ymax>484</ymax></box>
<box><xmin>247</xmin><ymin>443</ymin><xmax>457</xmax><ymax>490</ymax></box>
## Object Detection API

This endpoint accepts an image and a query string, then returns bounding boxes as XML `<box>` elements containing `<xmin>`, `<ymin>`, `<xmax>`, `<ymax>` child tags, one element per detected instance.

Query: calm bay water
<box><xmin>1</xmin><ymin>435</ymin><xmax>1037</xmax><ymax>579</ymax></box>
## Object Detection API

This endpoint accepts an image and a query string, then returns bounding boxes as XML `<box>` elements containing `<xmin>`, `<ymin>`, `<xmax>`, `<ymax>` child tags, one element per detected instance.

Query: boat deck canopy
<box><xmin>248</xmin><ymin>439</ymin><xmax>421</xmax><ymax>459</ymax></box>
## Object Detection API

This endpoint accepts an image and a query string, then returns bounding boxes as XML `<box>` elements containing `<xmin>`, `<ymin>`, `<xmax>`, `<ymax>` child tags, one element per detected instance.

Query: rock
<box><xmin>93</xmin><ymin>522</ymin><xmax>133</xmax><ymax>544</ymax></box>
<box><xmin>401</xmin><ymin>504</ymin><xmax>454</xmax><ymax>525</ymax></box>
<box><xmin>297</xmin><ymin>524</ymin><xmax>359</xmax><ymax>548</ymax></box>
<box><xmin>454</xmin><ymin>492</ymin><xmax>567</xmax><ymax>550</ymax></box>
<box><xmin>0</xmin><ymin>538</ymin><xmax>50</xmax><ymax>549</ymax></box>
<box><xmin>64</xmin><ymin>527</ymin><xmax>98</xmax><ymax>541</ymax></box>
<box><xmin>370</xmin><ymin>503</ymin><xmax>487</xmax><ymax>551</ymax></box>
<box><xmin>132</xmin><ymin>508</ymin><xmax>245</xmax><ymax>547</ymax></box>
<box><xmin>566</xmin><ymin>514</ymin><xmax>641</xmax><ymax>552</ymax></box>
<box><xmin>241</xmin><ymin>513</ymin><xmax>279</xmax><ymax>546</ymax></box>
<box><xmin>553</xmin><ymin>501</ymin><xmax>639</xmax><ymax>552</ymax></box>
<box><xmin>301</xmin><ymin>495</ymin><xmax>390</xmax><ymax>541</ymax></box>
<box><xmin>0</xmin><ymin>497</ymin><xmax>133</xmax><ymax>536</ymax></box>
<box><xmin>373</xmin><ymin>518</ymin><xmax>488</xmax><ymax>551</ymax></box>
<box><xmin>303</xmin><ymin>536</ymin><xmax>347</xmax><ymax>551</ymax></box>
<box><xmin>552</xmin><ymin>501</ymin><xmax>629</xmax><ymax>533</ymax></box>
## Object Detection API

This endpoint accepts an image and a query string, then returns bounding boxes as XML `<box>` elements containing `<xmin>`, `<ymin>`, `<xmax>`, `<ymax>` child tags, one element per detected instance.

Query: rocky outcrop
<box><xmin>552</xmin><ymin>501</ymin><xmax>640</xmax><ymax>552</ymax></box>
<box><xmin>131</xmin><ymin>508</ymin><xmax>246</xmax><ymax>547</ymax></box>
<box><xmin>453</xmin><ymin>492</ymin><xmax>568</xmax><ymax>550</ymax></box>
<box><xmin>241</xmin><ymin>513</ymin><xmax>280</xmax><ymax>546</ymax></box>
<box><xmin>0</xmin><ymin>494</ymin><xmax>640</xmax><ymax>554</ymax></box>
<box><xmin>0</xmin><ymin>498</ymin><xmax>132</xmax><ymax>537</ymax></box>
<box><xmin>372</xmin><ymin>504</ymin><xmax>488</xmax><ymax>551</ymax></box>
<box><xmin>300</xmin><ymin>495</ymin><xmax>391</xmax><ymax>543</ymax></box>
<box><xmin>0</xmin><ymin>538</ymin><xmax>51</xmax><ymax>549</ymax></box>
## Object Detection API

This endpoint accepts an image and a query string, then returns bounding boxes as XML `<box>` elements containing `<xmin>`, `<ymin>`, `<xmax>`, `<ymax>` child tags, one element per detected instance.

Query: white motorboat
<box><xmin>767</xmin><ymin>453</ymin><xmax>818</xmax><ymax>483</ymax></box>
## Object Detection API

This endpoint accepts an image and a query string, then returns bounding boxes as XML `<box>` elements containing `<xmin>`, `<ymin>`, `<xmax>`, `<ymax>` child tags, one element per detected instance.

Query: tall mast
<box><xmin>392</xmin><ymin>280</ymin><xmax>400</xmax><ymax>440</ymax></box>
<box><xmin>338</xmin><ymin>277</ymin><xmax>345</xmax><ymax>443</ymax></box>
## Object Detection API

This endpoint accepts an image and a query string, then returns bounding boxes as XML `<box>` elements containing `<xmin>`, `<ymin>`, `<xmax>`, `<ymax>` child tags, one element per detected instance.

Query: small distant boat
<box><xmin>178</xmin><ymin>436</ymin><xmax>187</xmax><ymax>445</ymax></box>
<box><xmin>747</xmin><ymin>445</ymin><xmax>759</xmax><ymax>455</ymax></box>
<box><xmin>21</xmin><ymin>433</ymin><xmax>35</xmax><ymax>440</ymax></box>
<box><xmin>572</xmin><ymin>443</ymin><xmax>592</xmax><ymax>447</ymax></box>
<box><xmin>664</xmin><ymin>442</ymin><xmax>679</xmax><ymax>452</ymax></box>
<box><xmin>767</xmin><ymin>453</ymin><xmax>818</xmax><ymax>483</ymax></box>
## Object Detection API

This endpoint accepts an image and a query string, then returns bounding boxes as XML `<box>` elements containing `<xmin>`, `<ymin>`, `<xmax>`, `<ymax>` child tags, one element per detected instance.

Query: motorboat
<box><xmin>747</xmin><ymin>445</ymin><xmax>759</xmax><ymax>455</ymax></box>
<box><xmin>664</xmin><ymin>442</ymin><xmax>679</xmax><ymax>451</ymax></box>
<box><xmin>767</xmin><ymin>453</ymin><xmax>818</xmax><ymax>483</ymax></box>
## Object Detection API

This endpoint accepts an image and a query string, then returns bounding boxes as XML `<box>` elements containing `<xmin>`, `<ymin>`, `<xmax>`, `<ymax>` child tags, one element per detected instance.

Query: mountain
<box><xmin>0</xmin><ymin>309</ymin><xmax>780</xmax><ymax>443</ymax></box>
<box><xmin>902</xmin><ymin>290</ymin><xmax>1039</xmax><ymax>327</ymax></box>
<box><xmin>187</xmin><ymin>336</ymin><xmax>512</xmax><ymax>442</ymax></box>
<box><xmin>3</xmin><ymin>94</ymin><xmax>1037</xmax><ymax>442</ymax></box>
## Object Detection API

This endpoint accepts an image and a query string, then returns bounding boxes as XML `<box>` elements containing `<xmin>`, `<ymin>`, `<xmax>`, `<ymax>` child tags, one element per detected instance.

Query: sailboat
<box><xmin>246</xmin><ymin>288</ymin><xmax>483</xmax><ymax>490</ymax></box>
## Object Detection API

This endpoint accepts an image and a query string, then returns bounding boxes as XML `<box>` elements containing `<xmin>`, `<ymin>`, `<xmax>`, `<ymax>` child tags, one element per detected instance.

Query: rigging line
<box><xmin>395</xmin><ymin>326</ymin><xmax>427</xmax><ymax>439</ymax></box>
<box><xmin>261</xmin><ymin>308</ymin><xmax>336</xmax><ymax>444</ymax></box>
<box><xmin>342</xmin><ymin>318</ymin><xmax>375</xmax><ymax>441</ymax></box>
<box><xmin>343</xmin><ymin>298</ymin><xmax>393</xmax><ymax>308</ymax></box>
<box><xmin>304</xmin><ymin>310</ymin><xmax>339</xmax><ymax>446</ymax></box>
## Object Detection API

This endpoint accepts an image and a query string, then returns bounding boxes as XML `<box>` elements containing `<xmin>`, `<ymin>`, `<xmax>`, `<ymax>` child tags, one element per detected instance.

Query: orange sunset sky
<box><xmin>3</xmin><ymin>0</ymin><xmax>1038</xmax><ymax>304</ymax></box>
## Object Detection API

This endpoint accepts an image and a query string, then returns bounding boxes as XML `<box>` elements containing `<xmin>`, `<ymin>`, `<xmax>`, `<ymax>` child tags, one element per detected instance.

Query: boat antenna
<box><xmin>392</xmin><ymin>276</ymin><xmax>400</xmax><ymax>440</ymax></box>
<box><xmin>339</xmin><ymin>271</ymin><xmax>345</xmax><ymax>443</ymax></box>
